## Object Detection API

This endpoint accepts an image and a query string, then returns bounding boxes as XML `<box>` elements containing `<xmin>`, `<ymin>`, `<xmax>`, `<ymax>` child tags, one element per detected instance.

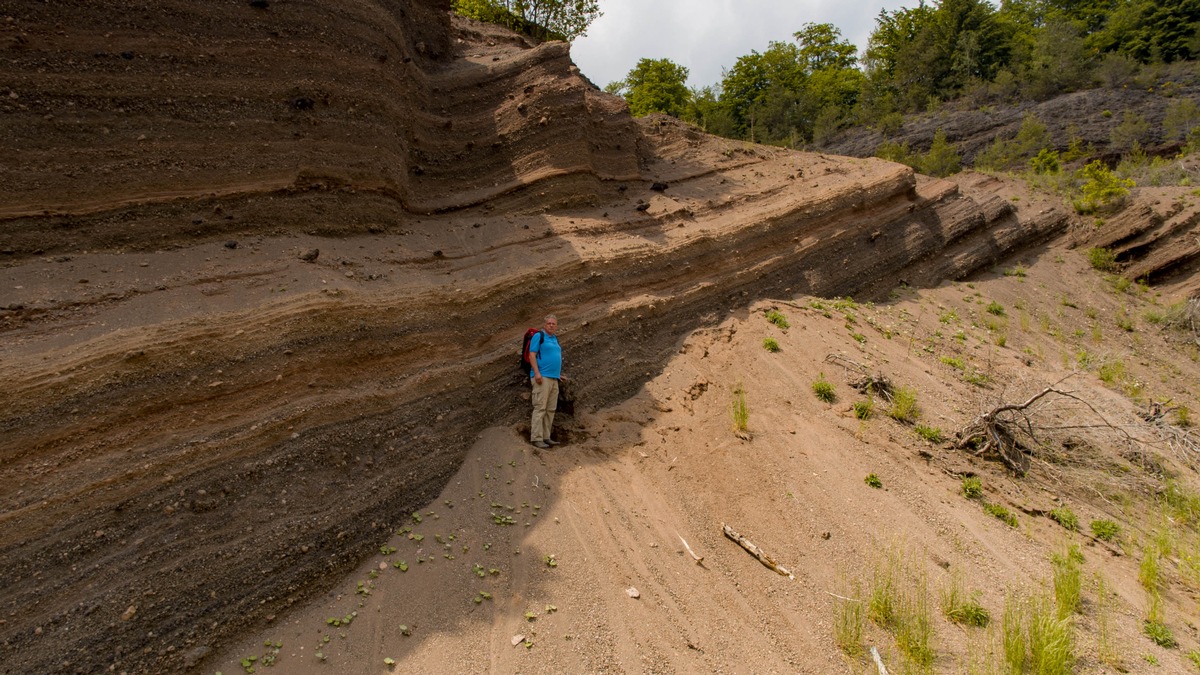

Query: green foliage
<box><xmin>765</xmin><ymin>309</ymin><xmax>790</xmax><ymax>329</ymax></box>
<box><xmin>919</xmin><ymin>128</ymin><xmax>962</xmax><ymax>177</ymax></box>
<box><xmin>1002</xmin><ymin>593</ymin><xmax>1025</xmax><ymax>672</ymax></box>
<box><xmin>975</xmin><ymin>114</ymin><xmax>1050</xmax><ymax>170</ymax></box>
<box><xmin>1052</xmin><ymin>545</ymin><xmax>1082</xmax><ymax>618</ymax></box>
<box><xmin>812</xmin><ymin>374</ymin><xmax>837</xmax><ymax>403</ymax></box>
<box><xmin>1030</xmin><ymin>148</ymin><xmax>1060</xmax><ymax>175</ymax></box>
<box><xmin>614</xmin><ymin>58</ymin><xmax>691</xmax><ymax>118</ymax></box>
<box><xmin>986</xmin><ymin>301</ymin><xmax>1006</xmax><ymax>316</ymax></box>
<box><xmin>984</xmin><ymin>502</ymin><xmax>1018</xmax><ymax>527</ymax></box>
<box><xmin>451</xmin><ymin>0</ymin><xmax>601</xmax><ymax>41</ymax></box>
<box><xmin>888</xmin><ymin>386</ymin><xmax>921</xmax><ymax>424</ymax></box>
<box><xmin>1144</xmin><ymin>619</ymin><xmax>1177</xmax><ymax>648</ymax></box>
<box><xmin>962</xmin><ymin>477</ymin><xmax>983</xmax><ymax>500</ymax></box>
<box><xmin>834</xmin><ymin>586</ymin><xmax>864</xmax><ymax>656</ymax></box>
<box><xmin>1028</xmin><ymin>594</ymin><xmax>1075</xmax><ymax>674</ymax></box>
<box><xmin>1110</xmin><ymin>110</ymin><xmax>1150</xmax><ymax>152</ymax></box>
<box><xmin>762</xmin><ymin>337</ymin><xmax>780</xmax><ymax>352</ymax></box>
<box><xmin>1073</xmin><ymin>161</ymin><xmax>1134</xmax><ymax>214</ymax></box>
<box><xmin>1090</xmin><ymin>519</ymin><xmax>1120</xmax><ymax>541</ymax></box>
<box><xmin>1165</xmin><ymin>97</ymin><xmax>1200</xmax><ymax>141</ymax></box>
<box><xmin>1087</xmin><ymin>247</ymin><xmax>1118</xmax><ymax>272</ymax></box>
<box><xmin>865</xmin><ymin>473</ymin><xmax>883</xmax><ymax>489</ymax></box>
<box><xmin>731</xmin><ymin>383</ymin><xmax>749</xmax><ymax>433</ymax></box>
<box><xmin>941</xmin><ymin>575</ymin><xmax>991</xmax><ymax>627</ymax></box>
<box><xmin>914</xmin><ymin>424</ymin><xmax>944</xmax><ymax>443</ymax></box>
<box><xmin>1049</xmin><ymin>507</ymin><xmax>1079</xmax><ymax>531</ymax></box>
<box><xmin>853</xmin><ymin>399</ymin><xmax>874</xmax><ymax>420</ymax></box>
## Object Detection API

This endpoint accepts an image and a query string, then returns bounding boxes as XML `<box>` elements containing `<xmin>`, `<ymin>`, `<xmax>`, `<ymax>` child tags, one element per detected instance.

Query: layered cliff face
<box><xmin>0</xmin><ymin>3</ymin><xmax>1075</xmax><ymax>673</ymax></box>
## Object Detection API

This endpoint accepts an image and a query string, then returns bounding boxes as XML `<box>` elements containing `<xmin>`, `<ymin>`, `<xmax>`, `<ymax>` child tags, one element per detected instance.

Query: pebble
<box><xmin>626</xmin><ymin>587</ymin><xmax>640</xmax><ymax>599</ymax></box>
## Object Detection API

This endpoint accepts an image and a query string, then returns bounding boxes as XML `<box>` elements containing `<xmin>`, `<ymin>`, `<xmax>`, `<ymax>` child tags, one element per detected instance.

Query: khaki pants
<box><xmin>530</xmin><ymin>377</ymin><xmax>559</xmax><ymax>443</ymax></box>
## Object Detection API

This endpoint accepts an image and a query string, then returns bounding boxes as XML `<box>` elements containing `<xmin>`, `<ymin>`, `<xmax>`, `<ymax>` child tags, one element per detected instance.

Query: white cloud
<box><xmin>571</xmin><ymin>0</ymin><xmax>912</xmax><ymax>89</ymax></box>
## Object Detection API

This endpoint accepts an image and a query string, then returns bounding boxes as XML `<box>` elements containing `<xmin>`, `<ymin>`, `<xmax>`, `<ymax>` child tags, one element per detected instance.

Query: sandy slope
<box><xmin>215</xmin><ymin>239</ymin><xmax>1200</xmax><ymax>673</ymax></box>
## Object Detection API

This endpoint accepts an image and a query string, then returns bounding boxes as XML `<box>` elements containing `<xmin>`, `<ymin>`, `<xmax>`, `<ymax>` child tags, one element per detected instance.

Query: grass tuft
<box><xmin>986</xmin><ymin>301</ymin><xmax>1006</xmax><ymax>316</ymax></box>
<box><xmin>765</xmin><ymin>309</ymin><xmax>790</xmax><ymax>329</ymax></box>
<box><xmin>983</xmin><ymin>502</ymin><xmax>1018</xmax><ymax>527</ymax></box>
<box><xmin>888</xmin><ymin>386</ymin><xmax>921</xmax><ymax>424</ymax></box>
<box><xmin>812</xmin><ymin>373</ymin><xmax>836</xmax><ymax>403</ymax></box>
<box><xmin>1052</xmin><ymin>545</ymin><xmax>1082</xmax><ymax>619</ymax></box>
<box><xmin>833</xmin><ymin>580</ymin><xmax>864</xmax><ymax>657</ymax></box>
<box><xmin>1048</xmin><ymin>507</ymin><xmax>1078</xmax><ymax>532</ymax></box>
<box><xmin>962</xmin><ymin>477</ymin><xmax>983</xmax><ymax>500</ymax></box>
<box><xmin>942</xmin><ymin>574</ymin><xmax>991</xmax><ymax>627</ymax></box>
<box><xmin>730</xmin><ymin>383</ymin><xmax>749</xmax><ymax>433</ymax></box>
<box><xmin>865</xmin><ymin>473</ymin><xmax>883</xmax><ymax>489</ymax></box>
<box><xmin>915</xmin><ymin>424</ymin><xmax>944</xmax><ymax>443</ymax></box>
<box><xmin>1090</xmin><ymin>519</ymin><xmax>1120</xmax><ymax>541</ymax></box>
<box><xmin>762</xmin><ymin>337</ymin><xmax>780</xmax><ymax>352</ymax></box>
<box><xmin>853</xmin><ymin>399</ymin><xmax>874</xmax><ymax>420</ymax></box>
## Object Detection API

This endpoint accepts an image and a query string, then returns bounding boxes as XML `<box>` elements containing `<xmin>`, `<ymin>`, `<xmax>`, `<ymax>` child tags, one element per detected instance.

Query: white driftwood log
<box><xmin>721</xmin><ymin>523</ymin><xmax>794</xmax><ymax>580</ymax></box>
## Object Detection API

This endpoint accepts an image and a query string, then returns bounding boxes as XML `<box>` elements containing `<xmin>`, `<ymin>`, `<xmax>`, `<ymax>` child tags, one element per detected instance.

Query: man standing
<box><xmin>528</xmin><ymin>314</ymin><xmax>563</xmax><ymax>449</ymax></box>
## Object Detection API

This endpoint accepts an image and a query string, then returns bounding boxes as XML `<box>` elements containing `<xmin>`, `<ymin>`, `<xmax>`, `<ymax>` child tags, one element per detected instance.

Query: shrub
<box><xmin>919</xmin><ymin>128</ymin><xmax>962</xmax><ymax>177</ymax></box>
<box><xmin>915</xmin><ymin>424</ymin><xmax>944</xmax><ymax>443</ymax></box>
<box><xmin>1073</xmin><ymin>161</ymin><xmax>1134</xmax><ymax>214</ymax></box>
<box><xmin>940</xmin><ymin>355</ymin><xmax>966</xmax><ymax>370</ymax></box>
<box><xmin>1090</xmin><ymin>519</ymin><xmax>1120</xmax><ymax>541</ymax></box>
<box><xmin>888</xmin><ymin>386</ymin><xmax>920</xmax><ymax>424</ymax></box>
<box><xmin>762</xmin><ymin>337</ymin><xmax>780</xmax><ymax>352</ymax></box>
<box><xmin>812</xmin><ymin>374</ymin><xmax>836</xmax><ymax>403</ymax></box>
<box><xmin>765</xmin><ymin>310</ymin><xmax>790</xmax><ymax>329</ymax></box>
<box><xmin>1052</xmin><ymin>546</ymin><xmax>1082</xmax><ymax>618</ymax></box>
<box><xmin>853</xmin><ymin>399</ymin><xmax>874</xmax><ymax>420</ymax></box>
<box><xmin>731</xmin><ymin>383</ymin><xmax>749</xmax><ymax>432</ymax></box>
<box><xmin>984</xmin><ymin>502</ymin><xmax>1018</xmax><ymax>527</ymax></box>
<box><xmin>1087</xmin><ymin>247</ymin><xmax>1118</xmax><ymax>272</ymax></box>
<box><xmin>865</xmin><ymin>473</ymin><xmax>883</xmax><ymax>489</ymax></box>
<box><xmin>962</xmin><ymin>477</ymin><xmax>983</xmax><ymax>500</ymax></box>
<box><xmin>1030</xmin><ymin>148</ymin><xmax>1060</xmax><ymax>174</ymax></box>
<box><xmin>1144</xmin><ymin>619</ymin><xmax>1177</xmax><ymax>648</ymax></box>
<box><xmin>941</xmin><ymin>575</ymin><xmax>990</xmax><ymax>627</ymax></box>
<box><xmin>1049</xmin><ymin>507</ymin><xmax>1079</xmax><ymax>531</ymax></box>
<box><xmin>986</xmin><ymin>301</ymin><xmax>1006</xmax><ymax>316</ymax></box>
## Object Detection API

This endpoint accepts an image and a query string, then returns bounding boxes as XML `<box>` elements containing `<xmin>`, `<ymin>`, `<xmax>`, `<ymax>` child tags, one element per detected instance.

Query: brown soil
<box><xmin>3</xmin><ymin>2</ymin><xmax>1200</xmax><ymax>674</ymax></box>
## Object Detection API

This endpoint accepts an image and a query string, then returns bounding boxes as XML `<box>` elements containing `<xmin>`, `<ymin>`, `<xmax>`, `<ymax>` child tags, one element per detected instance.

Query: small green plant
<box><xmin>833</xmin><ymin>581</ymin><xmax>864</xmax><ymax>657</ymax></box>
<box><xmin>940</xmin><ymin>355</ymin><xmax>966</xmax><ymax>370</ymax></box>
<box><xmin>1048</xmin><ymin>507</ymin><xmax>1078</xmax><ymax>531</ymax></box>
<box><xmin>1116</xmin><ymin>313</ymin><xmax>1135</xmax><ymax>332</ymax></box>
<box><xmin>962</xmin><ymin>477</ymin><xmax>983</xmax><ymax>500</ymax></box>
<box><xmin>865</xmin><ymin>473</ymin><xmax>883</xmax><ymax>489</ymax></box>
<box><xmin>1175</xmin><ymin>406</ymin><xmax>1191</xmax><ymax>427</ymax></box>
<box><xmin>765</xmin><ymin>309</ymin><xmax>790</xmax><ymax>329</ymax></box>
<box><xmin>544</xmin><ymin>554</ymin><xmax>558</xmax><ymax>568</ymax></box>
<box><xmin>984</xmin><ymin>502</ymin><xmax>1018</xmax><ymax>527</ymax></box>
<box><xmin>986</xmin><ymin>301</ymin><xmax>1006</xmax><ymax>316</ymax></box>
<box><xmin>1004</xmin><ymin>265</ymin><xmax>1027</xmax><ymax>278</ymax></box>
<box><xmin>941</xmin><ymin>575</ymin><xmax>991</xmax><ymax>627</ymax></box>
<box><xmin>888</xmin><ymin>386</ymin><xmax>920</xmax><ymax>424</ymax></box>
<box><xmin>963</xmin><ymin>369</ymin><xmax>990</xmax><ymax>387</ymax></box>
<box><xmin>762</xmin><ymin>337</ymin><xmax>780</xmax><ymax>352</ymax></box>
<box><xmin>812</xmin><ymin>374</ymin><xmax>836</xmax><ymax>403</ymax></box>
<box><xmin>853</xmin><ymin>399</ymin><xmax>874</xmax><ymax>420</ymax></box>
<box><xmin>1097</xmin><ymin>360</ymin><xmax>1125</xmax><ymax>384</ymax></box>
<box><xmin>1087</xmin><ymin>247</ymin><xmax>1118</xmax><ymax>272</ymax></box>
<box><xmin>1144</xmin><ymin>619</ymin><xmax>1177</xmax><ymax>648</ymax></box>
<box><xmin>1074</xmin><ymin>160</ymin><xmax>1134</xmax><ymax>214</ymax></box>
<box><xmin>1091</xmin><ymin>519</ymin><xmax>1120</xmax><ymax>541</ymax></box>
<box><xmin>1052</xmin><ymin>545</ymin><xmax>1082</xmax><ymax>618</ymax></box>
<box><xmin>1028</xmin><ymin>593</ymin><xmax>1075</xmax><ymax>673</ymax></box>
<box><xmin>1096</xmin><ymin>574</ymin><xmax>1120</xmax><ymax>668</ymax></box>
<box><xmin>731</xmin><ymin>382</ymin><xmax>749</xmax><ymax>433</ymax></box>
<box><xmin>1002</xmin><ymin>593</ymin><xmax>1026</xmax><ymax>673</ymax></box>
<box><xmin>914</xmin><ymin>424</ymin><xmax>944</xmax><ymax>443</ymax></box>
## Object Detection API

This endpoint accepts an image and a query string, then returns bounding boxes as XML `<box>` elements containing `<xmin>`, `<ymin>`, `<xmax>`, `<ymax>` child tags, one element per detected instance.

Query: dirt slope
<box><xmin>213</xmin><ymin>242</ymin><xmax>1200</xmax><ymax>673</ymax></box>
<box><xmin>2</xmin><ymin>2</ymin><xmax>1199</xmax><ymax>673</ymax></box>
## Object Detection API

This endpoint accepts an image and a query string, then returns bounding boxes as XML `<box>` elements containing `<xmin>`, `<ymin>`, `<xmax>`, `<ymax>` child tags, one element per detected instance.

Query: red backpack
<box><xmin>519</xmin><ymin>328</ymin><xmax>543</xmax><ymax>375</ymax></box>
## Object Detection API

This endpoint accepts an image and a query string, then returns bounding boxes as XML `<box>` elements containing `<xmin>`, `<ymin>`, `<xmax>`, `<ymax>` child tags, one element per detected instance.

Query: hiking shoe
<box><xmin>532</xmin><ymin>441</ymin><xmax>550</xmax><ymax>449</ymax></box>
<box><xmin>545</xmin><ymin>439</ymin><xmax>561</xmax><ymax>446</ymax></box>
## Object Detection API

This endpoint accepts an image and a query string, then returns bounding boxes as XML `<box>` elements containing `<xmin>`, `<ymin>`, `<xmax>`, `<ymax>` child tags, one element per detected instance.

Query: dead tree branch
<box><xmin>722</xmin><ymin>523</ymin><xmax>795</xmax><ymax>580</ymax></box>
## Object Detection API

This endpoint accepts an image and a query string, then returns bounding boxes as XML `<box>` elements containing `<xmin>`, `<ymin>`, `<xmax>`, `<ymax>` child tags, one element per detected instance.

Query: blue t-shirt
<box><xmin>529</xmin><ymin>332</ymin><xmax>562</xmax><ymax>379</ymax></box>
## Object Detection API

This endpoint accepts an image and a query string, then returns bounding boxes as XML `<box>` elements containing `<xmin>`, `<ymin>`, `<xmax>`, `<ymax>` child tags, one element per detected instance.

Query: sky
<box><xmin>570</xmin><ymin>0</ymin><xmax>915</xmax><ymax>90</ymax></box>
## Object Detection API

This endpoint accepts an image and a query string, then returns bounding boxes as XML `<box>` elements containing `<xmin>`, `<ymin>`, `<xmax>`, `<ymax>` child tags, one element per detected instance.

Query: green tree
<box><xmin>720</xmin><ymin>41</ymin><xmax>806</xmax><ymax>140</ymax></box>
<box><xmin>612</xmin><ymin>58</ymin><xmax>691</xmax><ymax>118</ymax></box>
<box><xmin>1164</xmin><ymin>98</ymin><xmax>1200</xmax><ymax>141</ymax></box>
<box><xmin>1110</xmin><ymin>110</ymin><xmax>1150</xmax><ymax>151</ymax></box>
<box><xmin>793</xmin><ymin>22</ymin><xmax>859</xmax><ymax>71</ymax></box>
<box><xmin>919</xmin><ymin>128</ymin><xmax>962</xmax><ymax>177</ymax></box>
<box><xmin>452</xmin><ymin>0</ymin><xmax>601</xmax><ymax>41</ymax></box>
